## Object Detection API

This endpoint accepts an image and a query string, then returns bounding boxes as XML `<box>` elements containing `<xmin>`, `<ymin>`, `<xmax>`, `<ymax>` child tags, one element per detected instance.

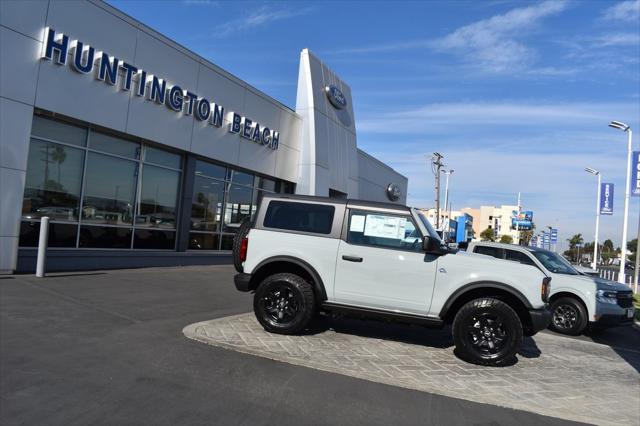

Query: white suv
<box><xmin>233</xmin><ymin>195</ymin><xmax>551</xmax><ymax>366</ymax></box>
<box><xmin>467</xmin><ymin>242</ymin><xmax>635</xmax><ymax>335</ymax></box>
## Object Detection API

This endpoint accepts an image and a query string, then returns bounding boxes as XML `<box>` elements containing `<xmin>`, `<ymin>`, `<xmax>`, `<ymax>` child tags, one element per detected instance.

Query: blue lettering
<box><xmin>184</xmin><ymin>91</ymin><xmax>198</xmax><ymax>115</ymax></box>
<box><xmin>195</xmin><ymin>98</ymin><xmax>210</xmax><ymax>121</ymax></box>
<box><xmin>270</xmin><ymin>131</ymin><xmax>279</xmax><ymax>150</ymax></box>
<box><xmin>229</xmin><ymin>112</ymin><xmax>242</xmax><ymax>133</ymax></box>
<box><xmin>149</xmin><ymin>75</ymin><xmax>166</xmax><ymax>104</ymax></box>
<box><xmin>136</xmin><ymin>71</ymin><xmax>147</xmax><ymax>97</ymax></box>
<box><xmin>252</xmin><ymin>123</ymin><xmax>261</xmax><ymax>143</ymax></box>
<box><xmin>166</xmin><ymin>85</ymin><xmax>183</xmax><ymax>111</ymax></box>
<box><xmin>43</xmin><ymin>28</ymin><xmax>68</xmax><ymax>65</ymax></box>
<box><xmin>120</xmin><ymin>62</ymin><xmax>138</xmax><ymax>91</ymax></box>
<box><xmin>70</xmin><ymin>41</ymin><xmax>94</xmax><ymax>73</ymax></box>
<box><xmin>242</xmin><ymin>118</ymin><xmax>253</xmax><ymax>139</ymax></box>
<box><xmin>97</xmin><ymin>52</ymin><xmax>119</xmax><ymax>85</ymax></box>
<box><xmin>261</xmin><ymin>128</ymin><xmax>271</xmax><ymax>145</ymax></box>
<box><xmin>210</xmin><ymin>104</ymin><xmax>224</xmax><ymax>127</ymax></box>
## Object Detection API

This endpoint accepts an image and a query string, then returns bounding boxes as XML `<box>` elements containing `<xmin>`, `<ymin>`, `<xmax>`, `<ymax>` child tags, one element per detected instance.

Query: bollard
<box><xmin>36</xmin><ymin>216</ymin><xmax>49</xmax><ymax>277</ymax></box>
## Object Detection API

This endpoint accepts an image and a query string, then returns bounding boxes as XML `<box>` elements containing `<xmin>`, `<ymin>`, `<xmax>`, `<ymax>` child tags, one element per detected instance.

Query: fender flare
<box><xmin>439</xmin><ymin>281</ymin><xmax>533</xmax><ymax>318</ymax></box>
<box><xmin>251</xmin><ymin>255</ymin><xmax>328</xmax><ymax>301</ymax></box>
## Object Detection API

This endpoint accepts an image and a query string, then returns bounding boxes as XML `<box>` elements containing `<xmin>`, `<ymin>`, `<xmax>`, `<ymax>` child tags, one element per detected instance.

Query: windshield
<box><xmin>415</xmin><ymin>210</ymin><xmax>443</xmax><ymax>242</ymax></box>
<box><xmin>531</xmin><ymin>250</ymin><xmax>579</xmax><ymax>275</ymax></box>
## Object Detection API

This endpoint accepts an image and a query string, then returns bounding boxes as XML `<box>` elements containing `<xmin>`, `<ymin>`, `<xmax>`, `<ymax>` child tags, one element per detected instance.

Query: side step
<box><xmin>320</xmin><ymin>302</ymin><xmax>443</xmax><ymax>328</ymax></box>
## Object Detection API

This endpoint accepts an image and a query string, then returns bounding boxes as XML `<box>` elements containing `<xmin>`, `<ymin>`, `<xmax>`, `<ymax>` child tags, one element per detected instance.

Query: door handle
<box><xmin>342</xmin><ymin>255</ymin><xmax>363</xmax><ymax>263</ymax></box>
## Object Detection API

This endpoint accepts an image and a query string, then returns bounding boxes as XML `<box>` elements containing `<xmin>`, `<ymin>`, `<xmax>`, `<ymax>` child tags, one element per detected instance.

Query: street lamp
<box><xmin>441</xmin><ymin>169</ymin><xmax>454</xmax><ymax>231</ymax></box>
<box><xmin>609</xmin><ymin>120</ymin><xmax>633</xmax><ymax>284</ymax></box>
<box><xmin>585</xmin><ymin>167</ymin><xmax>601</xmax><ymax>271</ymax></box>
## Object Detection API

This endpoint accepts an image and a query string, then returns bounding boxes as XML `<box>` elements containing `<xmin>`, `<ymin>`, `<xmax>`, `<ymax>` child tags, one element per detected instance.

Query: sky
<box><xmin>108</xmin><ymin>0</ymin><xmax>640</xmax><ymax>250</ymax></box>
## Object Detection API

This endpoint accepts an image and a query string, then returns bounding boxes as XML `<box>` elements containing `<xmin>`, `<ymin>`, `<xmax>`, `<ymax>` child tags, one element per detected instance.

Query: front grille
<box><xmin>617</xmin><ymin>292</ymin><xmax>633</xmax><ymax>308</ymax></box>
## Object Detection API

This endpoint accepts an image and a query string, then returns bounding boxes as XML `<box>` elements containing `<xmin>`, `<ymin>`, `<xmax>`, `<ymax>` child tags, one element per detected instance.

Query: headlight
<box><xmin>596</xmin><ymin>289</ymin><xmax>618</xmax><ymax>304</ymax></box>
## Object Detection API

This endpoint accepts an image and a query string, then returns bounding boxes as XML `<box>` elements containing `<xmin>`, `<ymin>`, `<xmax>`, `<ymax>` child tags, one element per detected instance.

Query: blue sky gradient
<box><xmin>108</xmin><ymin>0</ymin><xmax>640</xmax><ymax>249</ymax></box>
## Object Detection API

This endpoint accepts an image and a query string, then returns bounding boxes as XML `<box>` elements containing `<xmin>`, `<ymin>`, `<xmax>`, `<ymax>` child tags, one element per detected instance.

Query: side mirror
<box><xmin>422</xmin><ymin>236</ymin><xmax>443</xmax><ymax>253</ymax></box>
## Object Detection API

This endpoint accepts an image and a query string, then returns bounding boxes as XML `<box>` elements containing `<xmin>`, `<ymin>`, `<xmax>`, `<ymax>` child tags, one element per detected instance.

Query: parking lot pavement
<box><xmin>185</xmin><ymin>313</ymin><xmax>640</xmax><ymax>426</ymax></box>
<box><xmin>0</xmin><ymin>265</ymin><xmax>619</xmax><ymax>426</ymax></box>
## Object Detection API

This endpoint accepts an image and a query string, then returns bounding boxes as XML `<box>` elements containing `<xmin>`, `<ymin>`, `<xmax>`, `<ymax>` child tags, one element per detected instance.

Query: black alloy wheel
<box><xmin>549</xmin><ymin>297</ymin><xmax>588</xmax><ymax>335</ymax></box>
<box><xmin>452</xmin><ymin>298</ymin><xmax>522</xmax><ymax>366</ymax></box>
<box><xmin>254</xmin><ymin>273</ymin><xmax>315</xmax><ymax>335</ymax></box>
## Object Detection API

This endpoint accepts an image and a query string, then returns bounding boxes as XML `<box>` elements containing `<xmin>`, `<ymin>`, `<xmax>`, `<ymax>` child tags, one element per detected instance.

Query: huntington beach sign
<box><xmin>41</xmin><ymin>28</ymin><xmax>280</xmax><ymax>150</ymax></box>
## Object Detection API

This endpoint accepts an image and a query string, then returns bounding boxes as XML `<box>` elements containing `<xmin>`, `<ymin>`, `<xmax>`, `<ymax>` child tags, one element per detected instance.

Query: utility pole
<box><xmin>431</xmin><ymin>152</ymin><xmax>444</xmax><ymax>229</ymax></box>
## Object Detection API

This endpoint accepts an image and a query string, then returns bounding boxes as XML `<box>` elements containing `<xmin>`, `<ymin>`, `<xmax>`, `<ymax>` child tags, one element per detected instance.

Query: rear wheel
<box><xmin>452</xmin><ymin>298</ymin><xmax>523</xmax><ymax>366</ymax></box>
<box><xmin>254</xmin><ymin>273</ymin><xmax>315</xmax><ymax>335</ymax></box>
<box><xmin>549</xmin><ymin>297</ymin><xmax>587</xmax><ymax>335</ymax></box>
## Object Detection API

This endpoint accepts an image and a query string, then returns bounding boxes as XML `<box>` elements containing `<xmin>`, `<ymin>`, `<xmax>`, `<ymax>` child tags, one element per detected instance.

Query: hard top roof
<box><xmin>470</xmin><ymin>241</ymin><xmax>552</xmax><ymax>253</ymax></box>
<box><xmin>262</xmin><ymin>193</ymin><xmax>410</xmax><ymax>212</ymax></box>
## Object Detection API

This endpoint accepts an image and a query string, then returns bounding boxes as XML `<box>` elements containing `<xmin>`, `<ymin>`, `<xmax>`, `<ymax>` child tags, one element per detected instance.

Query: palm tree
<box><xmin>51</xmin><ymin>145</ymin><xmax>67</xmax><ymax>185</ymax></box>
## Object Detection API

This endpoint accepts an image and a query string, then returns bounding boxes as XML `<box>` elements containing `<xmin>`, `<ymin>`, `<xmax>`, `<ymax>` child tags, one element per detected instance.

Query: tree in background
<box><xmin>626</xmin><ymin>238</ymin><xmax>638</xmax><ymax>264</ymax></box>
<box><xmin>520</xmin><ymin>223</ymin><xmax>535</xmax><ymax>246</ymax></box>
<box><xmin>499</xmin><ymin>235</ymin><xmax>513</xmax><ymax>244</ymax></box>
<box><xmin>564</xmin><ymin>233</ymin><xmax>584</xmax><ymax>262</ymax></box>
<box><xmin>480</xmin><ymin>227</ymin><xmax>495</xmax><ymax>242</ymax></box>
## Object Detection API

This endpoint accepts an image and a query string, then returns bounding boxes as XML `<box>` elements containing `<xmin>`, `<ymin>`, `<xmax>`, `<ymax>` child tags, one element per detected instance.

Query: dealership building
<box><xmin>0</xmin><ymin>0</ymin><xmax>407</xmax><ymax>273</ymax></box>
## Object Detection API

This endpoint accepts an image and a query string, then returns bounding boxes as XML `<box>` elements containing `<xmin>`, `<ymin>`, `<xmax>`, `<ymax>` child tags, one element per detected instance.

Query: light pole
<box><xmin>609</xmin><ymin>120</ymin><xmax>633</xmax><ymax>284</ymax></box>
<box><xmin>442</xmin><ymin>169</ymin><xmax>454</xmax><ymax>231</ymax></box>
<box><xmin>585</xmin><ymin>167</ymin><xmax>601</xmax><ymax>270</ymax></box>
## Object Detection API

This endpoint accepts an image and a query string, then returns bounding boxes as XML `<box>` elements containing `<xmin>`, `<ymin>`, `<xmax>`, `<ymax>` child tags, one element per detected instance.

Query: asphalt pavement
<box><xmin>1</xmin><ymin>265</ymin><xmax>633</xmax><ymax>426</ymax></box>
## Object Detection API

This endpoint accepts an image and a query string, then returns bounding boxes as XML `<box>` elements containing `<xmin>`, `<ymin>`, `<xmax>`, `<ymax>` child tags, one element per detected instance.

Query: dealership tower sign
<box><xmin>41</xmin><ymin>28</ymin><xmax>279</xmax><ymax>150</ymax></box>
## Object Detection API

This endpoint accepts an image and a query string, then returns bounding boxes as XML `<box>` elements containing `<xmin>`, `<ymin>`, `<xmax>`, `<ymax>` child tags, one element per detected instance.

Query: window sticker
<box><xmin>349</xmin><ymin>215</ymin><xmax>366</xmax><ymax>232</ymax></box>
<box><xmin>364</xmin><ymin>215</ymin><xmax>406</xmax><ymax>239</ymax></box>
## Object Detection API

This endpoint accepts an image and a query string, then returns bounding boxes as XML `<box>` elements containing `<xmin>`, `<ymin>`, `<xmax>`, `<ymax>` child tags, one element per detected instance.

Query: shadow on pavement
<box><xmin>584</xmin><ymin>325</ymin><xmax>640</xmax><ymax>373</ymax></box>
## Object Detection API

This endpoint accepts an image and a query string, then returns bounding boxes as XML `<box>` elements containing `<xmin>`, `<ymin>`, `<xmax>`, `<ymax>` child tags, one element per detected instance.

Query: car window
<box><xmin>505</xmin><ymin>249</ymin><xmax>536</xmax><ymax>266</ymax></box>
<box><xmin>473</xmin><ymin>246</ymin><xmax>501</xmax><ymax>258</ymax></box>
<box><xmin>347</xmin><ymin>210</ymin><xmax>422</xmax><ymax>252</ymax></box>
<box><xmin>263</xmin><ymin>201</ymin><xmax>334</xmax><ymax>234</ymax></box>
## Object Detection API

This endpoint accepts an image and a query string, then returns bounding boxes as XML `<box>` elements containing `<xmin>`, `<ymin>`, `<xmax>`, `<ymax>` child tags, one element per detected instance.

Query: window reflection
<box><xmin>224</xmin><ymin>184</ymin><xmax>253</xmax><ymax>232</ymax></box>
<box><xmin>22</xmin><ymin>139</ymin><xmax>84</xmax><ymax>221</ymax></box>
<box><xmin>82</xmin><ymin>152</ymin><xmax>137</xmax><ymax>225</ymax></box>
<box><xmin>191</xmin><ymin>176</ymin><xmax>224</xmax><ymax>232</ymax></box>
<box><xmin>136</xmin><ymin>165</ymin><xmax>179</xmax><ymax>229</ymax></box>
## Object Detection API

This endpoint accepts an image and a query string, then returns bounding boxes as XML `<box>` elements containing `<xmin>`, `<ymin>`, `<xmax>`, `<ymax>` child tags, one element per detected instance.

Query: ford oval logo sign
<box><xmin>325</xmin><ymin>85</ymin><xmax>347</xmax><ymax>110</ymax></box>
<box><xmin>386</xmin><ymin>183</ymin><xmax>401</xmax><ymax>201</ymax></box>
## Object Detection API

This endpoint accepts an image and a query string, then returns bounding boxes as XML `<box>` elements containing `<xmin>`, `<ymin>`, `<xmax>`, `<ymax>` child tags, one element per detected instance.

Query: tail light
<box><xmin>240</xmin><ymin>237</ymin><xmax>248</xmax><ymax>262</ymax></box>
<box><xmin>541</xmin><ymin>277</ymin><xmax>551</xmax><ymax>303</ymax></box>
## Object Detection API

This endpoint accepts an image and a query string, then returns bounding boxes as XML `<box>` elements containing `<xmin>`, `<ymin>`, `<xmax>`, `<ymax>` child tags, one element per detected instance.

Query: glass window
<box><xmin>134</xmin><ymin>229</ymin><xmax>175</xmax><ymax>249</ymax></box>
<box><xmin>31</xmin><ymin>116</ymin><xmax>87</xmax><ymax>146</ymax></box>
<box><xmin>189</xmin><ymin>232</ymin><xmax>219</xmax><ymax>250</ymax></box>
<box><xmin>19</xmin><ymin>221</ymin><xmax>78</xmax><ymax>247</ymax></box>
<box><xmin>224</xmin><ymin>184</ymin><xmax>254</xmax><ymax>232</ymax></box>
<box><xmin>531</xmin><ymin>250</ymin><xmax>579</xmax><ymax>275</ymax></box>
<box><xmin>257</xmin><ymin>177</ymin><xmax>277</xmax><ymax>192</ymax></box>
<box><xmin>145</xmin><ymin>146</ymin><xmax>181</xmax><ymax>169</ymax></box>
<box><xmin>279</xmin><ymin>181</ymin><xmax>295</xmax><ymax>194</ymax></box>
<box><xmin>220</xmin><ymin>234</ymin><xmax>234</xmax><ymax>250</ymax></box>
<box><xmin>346</xmin><ymin>211</ymin><xmax>422</xmax><ymax>251</ymax></box>
<box><xmin>79</xmin><ymin>225</ymin><xmax>132</xmax><ymax>248</ymax></box>
<box><xmin>232</xmin><ymin>170</ymin><xmax>254</xmax><ymax>186</ymax></box>
<box><xmin>194</xmin><ymin>160</ymin><xmax>226</xmax><ymax>180</ymax></box>
<box><xmin>474</xmin><ymin>246</ymin><xmax>502</xmax><ymax>258</ymax></box>
<box><xmin>263</xmin><ymin>201</ymin><xmax>335</xmax><ymax>235</ymax></box>
<box><xmin>22</xmin><ymin>139</ymin><xmax>84</xmax><ymax>221</ymax></box>
<box><xmin>89</xmin><ymin>132</ymin><xmax>140</xmax><ymax>159</ymax></box>
<box><xmin>191</xmin><ymin>176</ymin><xmax>225</xmax><ymax>232</ymax></box>
<box><xmin>505</xmin><ymin>250</ymin><xmax>536</xmax><ymax>266</ymax></box>
<box><xmin>135</xmin><ymin>165</ymin><xmax>180</xmax><ymax>229</ymax></box>
<box><xmin>81</xmin><ymin>152</ymin><xmax>137</xmax><ymax>225</ymax></box>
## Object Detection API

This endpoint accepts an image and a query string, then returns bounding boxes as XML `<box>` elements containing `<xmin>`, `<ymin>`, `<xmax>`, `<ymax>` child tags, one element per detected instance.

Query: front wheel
<box><xmin>452</xmin><ymin>298</ymin><xmax>523</xmax><ymax>366</ymax></box>
<box><xmin>549</xmin><ymin>297</ymin><xmax>587</xmax><ymax>335</ymax></box>
<box><xmin>253</xmin><ymin>273</ymin><xmax>315</xmax><ymax>335</ymax></box>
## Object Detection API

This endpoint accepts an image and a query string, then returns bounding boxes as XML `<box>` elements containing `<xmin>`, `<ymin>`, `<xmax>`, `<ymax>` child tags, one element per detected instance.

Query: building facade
<box><xmin>0</xmin><ymin>0</ymin><xmax>407</xmax><ymax>273</ymax></box>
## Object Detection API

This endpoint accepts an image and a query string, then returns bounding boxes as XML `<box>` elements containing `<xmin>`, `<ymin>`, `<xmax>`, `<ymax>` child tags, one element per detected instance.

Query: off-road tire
<box><xmin>232</xmin><ymin>219</ymin><xmax>252</xmax><ymax>273</ymax></box>
<box><xmin>549</xmin><ymin>297</ymin><xmax>588</xmax><ymax>336</ymax></box>
<box><xmin>254</xmin><ymin>273</ymin><xmax>315</xmax><ymax>335</ymax></box>
<box><xmin>452</xmin><ymin>297</ymin><xmax>523</xmax><ymax>366</ymax></box>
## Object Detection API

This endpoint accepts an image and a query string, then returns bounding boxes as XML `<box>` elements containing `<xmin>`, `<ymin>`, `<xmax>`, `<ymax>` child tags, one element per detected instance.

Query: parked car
<box><xmin>467</xmin><ymin>242</ymin><xmax>635</xmax><ymax>335</ymax></box>
<box><xmin>232</xmin><ymin>194</ymin><xmax>551</xmax><ymax>366</ymax></box>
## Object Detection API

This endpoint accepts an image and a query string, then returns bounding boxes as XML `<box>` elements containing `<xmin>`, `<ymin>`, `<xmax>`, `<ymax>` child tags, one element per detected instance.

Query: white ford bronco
<box><xmin>467</xmin><ymin>241</ymin><xmax>636</xmax><ymax>335</ymax></box>
<box><xmin>233</xmin><ymin>195</ymin><xmax>551</xmax><ymax>366</ymax></box>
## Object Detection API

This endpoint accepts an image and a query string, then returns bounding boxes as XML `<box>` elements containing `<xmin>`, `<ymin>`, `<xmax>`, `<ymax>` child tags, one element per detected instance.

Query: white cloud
<box><xmin>601</xmin><ymin>0</ymin><xmax>640</xmax><ymax>22</ymax></box>
<box><xmin>432</xmin><ymin>0</ymin><xmax>569</xmax><ymax>73</ymax></box>
<box><xmin>211</xmin><ymin>5</ymin><xmax>313</xmax><ymax>38</ymax></box>
<box><xmin>592</xmin><ymin>32</ymin><xmax>640</xmax><ymax>47</ymax></box>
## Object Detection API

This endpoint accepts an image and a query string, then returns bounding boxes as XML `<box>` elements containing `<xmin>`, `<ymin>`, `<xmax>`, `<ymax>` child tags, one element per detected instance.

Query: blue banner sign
<box><xmin>600</xmin><ymin>183</ymin><xmax>614</xmax><ymax>215</ymax></box>
<box><xmin>511</xmin><ymin>210</ymin><xmax>534</xmax><ymax>230</ymax></box>
<box><xmin>631</xmin><ymin>151</ymin><xmax>640</xmax><ymax>197</ymax></box>
<box><xmin>543</xmin><ymin>231</ymin><xmax>550</xmax><ymax>249</ymax></box>
<box><xmin>550</xmin><ymin>228</ymin><xmax>558</xmax><ymax>243</ymax></box>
